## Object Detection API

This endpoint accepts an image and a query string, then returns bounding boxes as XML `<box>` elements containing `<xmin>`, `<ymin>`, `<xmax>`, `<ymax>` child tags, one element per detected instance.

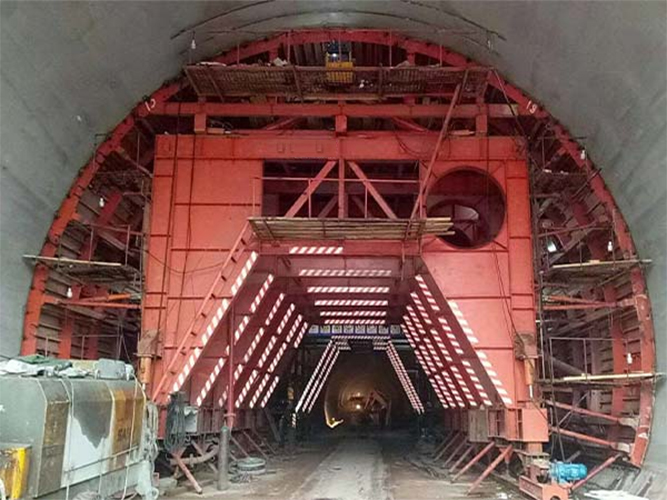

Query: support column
<box><xmin>226</xmin><ymin>307</ymin><xmax>236</xmax><ymax>428</ymax></box>
<box><xmin>217</xmin><ymin>426</ymin><xmax>230</xmax><ymax>491</ymax></box>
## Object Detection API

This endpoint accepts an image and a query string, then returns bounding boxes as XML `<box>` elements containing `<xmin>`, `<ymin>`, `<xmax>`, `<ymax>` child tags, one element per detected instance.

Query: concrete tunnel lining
<box><xmin>0</xmin><ymin>0</ymin><xmax>665</xmax><ymax>477</ymax></box>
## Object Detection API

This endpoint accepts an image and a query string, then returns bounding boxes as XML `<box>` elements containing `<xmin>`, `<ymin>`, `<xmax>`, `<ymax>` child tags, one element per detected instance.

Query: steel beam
<box><xmin>451</xmin><ymin>441</ymin><xmax>495</xmax><ymax>482</ymax></box>
<box><xmin>284</xmin><ymin>160</ymin><xmax>337</xmax><ymax>217</ymax></box>
<box><xmin>571</xmin><ymin>453</ymin><xmax>621</xmax><ymax>491</ymax></box>
<box><xmin>347</xmin><ymin>161</ymin><xmax>397</xmax><ymax>219</ymax></box>
<box><xmin>442</xmin><ymin>438</ymin><xmax>469</xmax><ymax>467</ymax></box>
<box><xmin>155</xmin><ymin>134</ymin><xmax>522</xmax><ymax>162</ymax></box>
<box><xmin>468</xmin><ymin>445</ymin><xmax>513</xmax><ymax>494</ymax></box>
<box><xmin>150</xmin><ymin>101</ymin><xmax>524</xmax><ymax>119</ymax></box>
<box><xmin>449</xmin><ymin>444</ymin><xmax>476</xmax><ymax>473</ymax></box>
<box><xmin>550</xmin><ymin>427</ymin><xmax>630</xmax><ymax>453</ymax></box>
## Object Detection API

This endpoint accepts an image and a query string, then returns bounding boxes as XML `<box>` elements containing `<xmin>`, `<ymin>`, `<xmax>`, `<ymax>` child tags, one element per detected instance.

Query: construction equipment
<box><xmin>0</xmin><ymin>359</ymin><xmax>158</xmax><ymax>500</ymax></box>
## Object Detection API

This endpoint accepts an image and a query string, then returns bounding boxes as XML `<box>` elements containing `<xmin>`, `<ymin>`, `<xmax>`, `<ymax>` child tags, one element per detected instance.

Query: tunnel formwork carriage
<box><xmin>19</xmin><ymin>29</ymin><xmax>657</xmax><ymax>500</ymax></box>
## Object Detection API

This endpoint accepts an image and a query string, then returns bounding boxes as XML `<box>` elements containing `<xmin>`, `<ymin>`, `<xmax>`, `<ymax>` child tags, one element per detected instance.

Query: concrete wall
<box><xmin>1</xmin><ymin>0</ymin><xmax>664</xmax><ymax>466</ymax></box>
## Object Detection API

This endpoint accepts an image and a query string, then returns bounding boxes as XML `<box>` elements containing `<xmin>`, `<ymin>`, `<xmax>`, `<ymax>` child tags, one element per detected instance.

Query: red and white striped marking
<box><xmin>289</xmin><ymin>245</ymin><xmax>343</xmax><ymax>255</ymax></box>
<box><xmin>307</xmin><ymin>286</ymin><xmax>390</xmax><ymax>294</ymax></box>
<box><xmin>323</xmin><ymin>319</ymin><xmax>386</xmax><ymax>325</ymax></box>
<box><xmin>299</xmin><ymin>268</ymin><xmax>392</xmax><ymax>277</ymax></box>
<box><xmin>319</xmin><ymin>310</ymin><xmax>386</xmax><ymax>317</ymax></box>
<box><xmin>193</xmin><ymin>274</ymin><xmax>274</xmax><ymax>406</ymax></box>
<box><xmin>315</xmin><ymin>299</ymin><xmax>389</xmax><ymax>307</ymax></box>
<box><xmin>386</xmin><ymin>341</ymin><xmax>424</xmax><ymax>413</ymax></box>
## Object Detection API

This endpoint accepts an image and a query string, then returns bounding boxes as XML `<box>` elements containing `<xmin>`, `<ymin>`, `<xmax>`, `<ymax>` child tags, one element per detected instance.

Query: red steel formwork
<box><xmin>20</xmin><ymin>30</ymin><xmax>656</xmax><ymax>490</ymax></box>
<box><xmin>142</xmin><ymin>131</ymin><xmax>546</xmax><ymax>450</ymax></box>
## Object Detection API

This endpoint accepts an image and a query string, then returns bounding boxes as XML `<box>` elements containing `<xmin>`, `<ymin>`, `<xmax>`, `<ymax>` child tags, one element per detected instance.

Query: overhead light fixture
<box><xmin>546</xmin><ymin>239</ymin><xmax>558</xmax><ymax>253</ymax></box>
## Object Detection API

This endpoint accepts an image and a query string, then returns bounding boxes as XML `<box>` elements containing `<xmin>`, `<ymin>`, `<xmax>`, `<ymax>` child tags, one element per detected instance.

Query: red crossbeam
<box><xmin>150</xmin><ymin>101</ymin><xmax>523</xmax><ymax>119</ymax></box>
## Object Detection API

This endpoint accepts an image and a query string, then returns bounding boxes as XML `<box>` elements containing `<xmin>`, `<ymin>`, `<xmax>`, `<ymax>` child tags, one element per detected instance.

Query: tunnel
<box><xmin>1</xmin><ymin>3</ymin><xmax>665</xmax><ymax>500</ymax></box>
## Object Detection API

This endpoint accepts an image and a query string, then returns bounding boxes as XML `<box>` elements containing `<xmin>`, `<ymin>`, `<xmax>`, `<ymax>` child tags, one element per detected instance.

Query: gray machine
<box><xmin>0</xmin><ymin>359</ymin><xmax>158</xmax><ymax>500</ymax></box>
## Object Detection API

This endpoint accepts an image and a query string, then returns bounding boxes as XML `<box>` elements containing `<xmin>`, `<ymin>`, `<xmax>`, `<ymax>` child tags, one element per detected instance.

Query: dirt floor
<box><xmin>172</xmin><ymin>430</ymin><xmax>514</xmax><ymax>500</ymax></box>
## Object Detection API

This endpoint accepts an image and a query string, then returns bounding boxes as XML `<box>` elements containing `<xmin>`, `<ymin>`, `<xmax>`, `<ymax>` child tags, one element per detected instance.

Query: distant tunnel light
<box><xmin>315</xmin><ymin>299</ymin><xmax>389</xmax><ymax>307</ymax></box>
<box><xmin>307</xmin><ymin>286</ymin><xmax>390</xmax><ymax>294</ymax></box>
<box><xmin>546</xmin><ymin>238</ymin><xmax>558</xmax><ymax>253</ymax></box>
<box><xmin>319</xmin><ymin>310</ymin><xmax>386</xmax><ymax>317</ymax></box>
<box><xmin>299</xmin><ymin>269</ymin><xmax>392</xmax><ymax>277</ymax></box>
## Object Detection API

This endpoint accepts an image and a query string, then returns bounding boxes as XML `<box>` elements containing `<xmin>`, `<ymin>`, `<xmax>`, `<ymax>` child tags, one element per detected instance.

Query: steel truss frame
<box><xmin>20</xmin><ymin>30</ymin><xmax>656</xmax><ymax>483</ymax></box>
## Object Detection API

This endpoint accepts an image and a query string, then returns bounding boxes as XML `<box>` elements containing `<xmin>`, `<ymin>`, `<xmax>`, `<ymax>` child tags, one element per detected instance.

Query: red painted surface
<box><xmin>20</xmin><ymin>29</ymin><xmax>655</xmax><ymax>472</ymax></box>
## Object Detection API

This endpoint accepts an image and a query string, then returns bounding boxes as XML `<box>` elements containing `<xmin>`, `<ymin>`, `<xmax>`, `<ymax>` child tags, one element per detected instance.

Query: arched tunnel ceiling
<box><xmin>0</xmin><ymin>0</ymin><xmax>665</xmax><ymax>466</ymax></box>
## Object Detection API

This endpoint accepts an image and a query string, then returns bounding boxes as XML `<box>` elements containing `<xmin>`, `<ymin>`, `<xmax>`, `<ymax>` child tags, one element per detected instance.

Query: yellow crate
<box><xmin>325</xmin><ymin>61</ymin><xmax>354</xmax><ymax>84</ymax></box>
<box><xmin>0</xmin><ymin>445</ymin><xmax>30</xmax><ymax>500</ymax></box>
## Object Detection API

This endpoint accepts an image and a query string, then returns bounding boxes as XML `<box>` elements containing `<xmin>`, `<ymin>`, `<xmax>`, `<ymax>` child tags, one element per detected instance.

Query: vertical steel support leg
<box><xmin>217</xmin><ymin>426</ymin><xmax>230</xmax><ymax>491</ymax></box>
<box><xmin>226</xmin><ymin>309</ymin><xmax>236</xmax><ymax>428</ymax></box>
<box><xmin>452</xmin><ymin>441</ymin><xmax>495</xmax><ymax>482</ymax></box>
<box><xmin>467</xmin><ymin>445</ymin><xmax>513</xmax><ymax>494</ymax></box>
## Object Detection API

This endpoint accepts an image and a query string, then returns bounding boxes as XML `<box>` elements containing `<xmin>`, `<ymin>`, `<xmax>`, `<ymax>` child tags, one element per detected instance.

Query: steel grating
<box><xmin>185</xmin><ymin>64</ymin><xmax>489</xmax><ymax>100</ymax></box>
<box><xmin>249</xmin><ymin>217</ymin><xmax>453</xmax><ymax>240</ymax></box>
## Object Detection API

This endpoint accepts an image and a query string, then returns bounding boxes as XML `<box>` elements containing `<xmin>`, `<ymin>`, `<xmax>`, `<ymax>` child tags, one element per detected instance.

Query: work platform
<box><xmin>185</xmin><ymin>64</ymin><xmax>489</xmax><ymax>100</ymax></box>
<box><xmin>249</xmin><ymin>216</ymin><xmax>453</xmax><ymax>241</ymax></box>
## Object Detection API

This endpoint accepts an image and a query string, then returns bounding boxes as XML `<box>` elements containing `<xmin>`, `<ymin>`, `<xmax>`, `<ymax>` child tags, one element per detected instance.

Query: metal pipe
<box><xmin>217</xmin><ymin>426</ymin><xmax>230</xmax><ymax>491</ymax></box>
<box><xmin>168</xmin><ymin>445</ymin><xmax>218</xmax><ymax>466</ymax></box>
<box><xmin>451</xmin><ymin>441</ymin><xmax>495</xmax><ymax>482</ymax></box>
<box><xmin>571</xmin><ymin>453</ymin><xmax>621</xmax><ymax>491</ymax></box>
<box><xmin>468</xmin><ymin>445</ymin><xmax>513</xmax><ymax>494</ymax></box>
